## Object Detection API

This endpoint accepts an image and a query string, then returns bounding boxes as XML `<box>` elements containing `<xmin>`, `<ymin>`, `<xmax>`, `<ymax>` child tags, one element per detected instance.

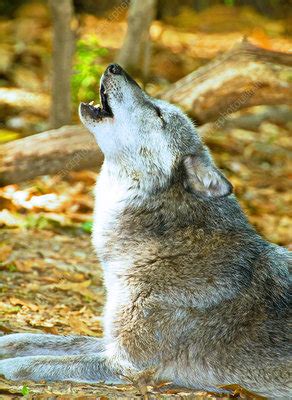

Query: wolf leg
<box><xmin>0</xmin><ymin>353</ymin><xmax>126</xmax><ymax>383</ymax></box>
<box><xmin>0</xmin><ymin>333</ymin><xmax>104</xmax><ymax>358</ymax></box>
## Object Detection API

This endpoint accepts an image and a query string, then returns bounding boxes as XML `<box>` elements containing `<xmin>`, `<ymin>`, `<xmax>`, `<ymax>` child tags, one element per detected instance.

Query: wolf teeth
<box><xmin>88</xmin><ymin>101</ymin><xmax>100</xmax><ymax>108</ymax></box>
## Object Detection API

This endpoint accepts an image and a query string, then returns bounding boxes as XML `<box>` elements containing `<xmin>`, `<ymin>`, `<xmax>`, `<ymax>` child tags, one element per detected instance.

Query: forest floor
<box><xmin>0</xmin><ymin>2</ymin><xmax>291</xmax><ymax>399</ymax></box>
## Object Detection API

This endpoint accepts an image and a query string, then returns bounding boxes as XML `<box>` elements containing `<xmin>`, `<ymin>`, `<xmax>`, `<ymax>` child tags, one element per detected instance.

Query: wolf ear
<box><xmin>183</xmin><ymin>153</ymin><xmax>233</xmax><ymax>198</ymax></box>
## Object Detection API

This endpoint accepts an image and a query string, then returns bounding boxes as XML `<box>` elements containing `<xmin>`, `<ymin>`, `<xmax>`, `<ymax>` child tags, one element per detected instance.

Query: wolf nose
<box><xmin>107</xmin><ymin>63</ymin><xmax>123</xmax><ymax>75</ymax></box>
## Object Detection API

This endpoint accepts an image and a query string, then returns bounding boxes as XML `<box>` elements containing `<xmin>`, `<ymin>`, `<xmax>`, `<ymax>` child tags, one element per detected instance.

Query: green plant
<box><xmin>21</xmin><ymin>385</ymin><xmax>30</xmax><ymax>396</ymax></box>
<box><xmin>81</xmin><ymin>220</ymin><xmax>93</xmax><ymax>233</ymax></box>
<box><xmin>24</xmin><ymin>214</ymin><xmax>51</xmax><ymax>230</ymax></box>
<box><xmin>7</xmin><ymin>264</ymin><xmax>17</xmax><ymax>272</ymax></box>
<box><xmin>72</xmin><ymin>35</ymin><xmax>108</xmax><ymax>106</ymax></box>
<box><xmin>224</xmin><ymin>0</ymin><xmax>235</xmax><ymax>6</ymax></box>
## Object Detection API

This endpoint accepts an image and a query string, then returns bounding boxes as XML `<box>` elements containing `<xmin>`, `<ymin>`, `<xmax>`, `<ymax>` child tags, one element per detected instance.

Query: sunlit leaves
<box><xmin>71</xmin><ymin>35</ymin><xmax>108</xmax><ymax>105</ymax></box>
<box><xmin>21</xmin><ymin>385</ymin><xmax>30</xmax><ymax>396</ymax></box>
<box><xmin>81</xmin><ymin>220</ymin><xmax>93</xmax><ymax>233</ymax></box>
<box><xmin>224</xmin><ymin>0</ymin><xmax>235</xmax><ymax>6</ymax></box>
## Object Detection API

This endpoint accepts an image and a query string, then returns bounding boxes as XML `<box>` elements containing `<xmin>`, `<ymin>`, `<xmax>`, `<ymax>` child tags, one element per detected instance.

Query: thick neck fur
<box><xmin>94</xmin><ymin>159</ymin><xmax>257</xmax><ymax>262</ymax></box>
<box><xmin>102</xmin><ymin>153</ymin><xmax>174</xmax><ymax>200</ymax></box>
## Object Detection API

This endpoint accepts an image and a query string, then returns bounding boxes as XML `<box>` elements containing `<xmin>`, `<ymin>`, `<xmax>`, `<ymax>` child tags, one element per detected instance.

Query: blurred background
<box><xmin>0</xmin><ymin>3</ymin><xmax>291</xmax><ymax>396</ymax></box>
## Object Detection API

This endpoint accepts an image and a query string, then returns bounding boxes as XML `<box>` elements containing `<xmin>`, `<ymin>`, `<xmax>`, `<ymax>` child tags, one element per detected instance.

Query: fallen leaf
<box><xmin>9</xmin><ymin>297</ymin><xmax>39</xmax><ymax>312</ymax></box>
<box><xmin>0</xmin><ymin>244</ymin><xmax>12</xmax><ymax>262</ymax></box>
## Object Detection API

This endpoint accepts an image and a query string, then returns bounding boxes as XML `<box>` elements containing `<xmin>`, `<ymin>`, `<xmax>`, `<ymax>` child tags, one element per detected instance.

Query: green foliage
<box><xmin>24</xmin><ymin>214</ymin><xmax>51</xmax><ymax>230</ymax></box>
<box><xmin>0</xmin><ymin>305</ymin><xmax>20</xmax><ymax>314</ymax></box>
<box><xmin>72</xmin><ymin>36</ymin><xmax>107</xmax><ymax>106</ymax></box>
<box><xmin>21</xmin><ymin>385</ymin><xmax>30</xmax><ymax>396</ymax></box>
<box><xmin>81</xmin><ymin>220</ymin><xmax>93</xmax><ymax>233</ymax></box>
<box><xmin>7</xmin><ymin>264</ymin><xmax>17</xmax><ymax>272</ymax></box>
<box><xmin>224</xmin><ymin>0</ymin><xmax>235</xmax><ymax>6</ymax></box>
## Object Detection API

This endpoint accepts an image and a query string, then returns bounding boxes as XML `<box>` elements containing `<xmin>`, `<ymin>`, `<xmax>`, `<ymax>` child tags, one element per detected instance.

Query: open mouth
<box><xmin>81</xmin><ymin>83</ymin><xmax>113</xmax><ymax>120</ymax></box>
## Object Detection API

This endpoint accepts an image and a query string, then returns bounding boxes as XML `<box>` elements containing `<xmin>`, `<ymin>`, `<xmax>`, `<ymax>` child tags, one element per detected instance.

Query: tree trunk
<box><xmin>1</xmin><ymin>40</ymin><xmax>291</xmax><ymax>186</ymax></box>
<box><xmin>49</xmin><ymin>0</ymin><xmax>74</xmax><ymax>129</ymax></box>
<box><xmin>116</xmin><ymin>0</ymin><xmax>157</xmax><ymax>77</ymax></box>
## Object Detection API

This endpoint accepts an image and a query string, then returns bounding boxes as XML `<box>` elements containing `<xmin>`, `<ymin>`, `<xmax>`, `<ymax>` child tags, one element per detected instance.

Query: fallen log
<box><xmin>0</xmin><ymin>39</ymin><xmax>291</xmax><ymax>186</ymax></box>
<box><xmin>199</xmin><ymin>105</ymin><xmax>292</xmax><ymax>136</ymax></box>
<box><xmin>0</xmin><ymin>125</ymin><xmax>102</xmax><ymax>186</ymax></box>
<box><xmin>160</xmin><ymin>39</ymin><xmax>292</xmax><ymax>124</ymax></box>
<box><xmin>0</xmin><ymin>88</ymin><xmax>50</xmax><ymax>117</ymax></box>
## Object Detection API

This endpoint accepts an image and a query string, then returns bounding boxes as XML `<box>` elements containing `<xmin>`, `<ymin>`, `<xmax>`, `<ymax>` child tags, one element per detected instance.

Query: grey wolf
<box><xmin>0</xmin><ymin>64</ymin><xmax>291</xmax><ymax>398</ymax></box>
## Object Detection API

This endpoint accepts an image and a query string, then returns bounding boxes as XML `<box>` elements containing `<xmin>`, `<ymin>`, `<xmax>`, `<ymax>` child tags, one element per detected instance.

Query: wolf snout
<box><xmin>106</xmin><ymin>63</ymin><xmax>123</xmax><ymax>75</ymax></box>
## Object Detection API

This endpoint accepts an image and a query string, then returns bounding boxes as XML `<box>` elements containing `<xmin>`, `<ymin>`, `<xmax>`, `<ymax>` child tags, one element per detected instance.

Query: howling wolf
<box><xmin>0</xmin><ymin>64</ymin><xmax>291</xmax><ymax>399</ymax></box>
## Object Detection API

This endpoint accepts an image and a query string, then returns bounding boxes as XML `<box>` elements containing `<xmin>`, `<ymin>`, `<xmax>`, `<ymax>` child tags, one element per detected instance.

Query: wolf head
<box><xmin>79</xmin><ymin>64</ymin><xmax>232</xmax><ymax>198</ymax></box>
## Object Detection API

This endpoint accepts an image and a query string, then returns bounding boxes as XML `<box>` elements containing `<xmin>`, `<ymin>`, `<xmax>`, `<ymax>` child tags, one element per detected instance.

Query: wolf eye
<box><xmin>154</xmin><ymin>106</ymin><xmax>166</xmax><ymax>127</ymax></box>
